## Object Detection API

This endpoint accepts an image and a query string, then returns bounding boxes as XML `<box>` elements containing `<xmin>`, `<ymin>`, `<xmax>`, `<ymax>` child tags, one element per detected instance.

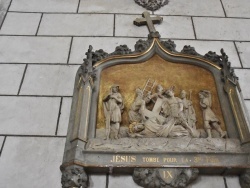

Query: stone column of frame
<box><xmin>220</xmin><ymin>49</ymin><xmax>250</xmax><ymax>146</ymax></box>
<box><xmin>61</xmin><ymin>46</ymin><xmax>96</xmax><ymax>188</ymax></box>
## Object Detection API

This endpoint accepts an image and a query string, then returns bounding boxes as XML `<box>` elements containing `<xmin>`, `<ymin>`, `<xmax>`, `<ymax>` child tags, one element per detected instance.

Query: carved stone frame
<box><xmin>60</xmin><ymin>37</ymin><xmax>250</xmax><ymax>188</ymax></box>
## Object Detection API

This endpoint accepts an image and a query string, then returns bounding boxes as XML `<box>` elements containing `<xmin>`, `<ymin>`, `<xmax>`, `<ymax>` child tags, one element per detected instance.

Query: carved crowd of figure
<box><xmin>103</xmin><ymin>82</ymin><xmax>227</xmax><ymax>140</ymax></box>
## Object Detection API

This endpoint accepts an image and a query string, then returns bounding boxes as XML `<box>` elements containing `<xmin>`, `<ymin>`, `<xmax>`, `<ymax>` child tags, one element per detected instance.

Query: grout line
<box><xmin>0</xmin><ymin>0</ymin><xmax>13</xmax><ymax>30</ymax></box>
<box><xmin>77</xmin><ymin>0</ymin><xmax>81</xmax><ymax>13</ymax></box>
<box><xmin>0</xmin><ymin>62</ymin><xmax>82</xmax><ymax>66</ymax></box>
<box><xmin>0</xmin><ymin>34</ymin><xmax>73</xmax><ymax>38</ymax></box>
<box><xmin>113</xmin><ymin>14</ymin><xmax>116</xmax><ymax>37</ymax></box>
<box><xmin>191</xmin><ymin>17</ymin><xmax>197</xmax><ymax>39</ymax></box>
<box><xmin>223</xmin><ymin>177</ymin><xmax>228</xmax><ymax>188</ymax></box>
<box><xmin>220</xmin><ymin>0</ymin><xmax>227</xmax><ymax>17</ymax></box>
<box><xmin>0</xmin><ymin>34</ymin><xmax>145</xmax><ymax>38</ymax></box>
<box><xmin>233</xmin><ymin>41</ymin><xmax>244</xmax><ymax>68</ymax></box>
<box><xmin>0</xmin><ymin>61</ymin><xmax>245</xmax><ymax>68</ymax></box>
<box><xmin>0</xmin><ymin>136</ymin><xmax>7</xmax><ymax>157</ymax></box>
<box><xmin>0</xmin><ymin>62</ymin><xmax>82</xmax><ymax>65</ymax></box>
<box><xmin>55</xmin><ymin>97</ymin><xmax>63</xmax><ymax>135</ymax></box>
<box><xmin>7</xmin><ymin>11</ymin><xmax>141</xmax><ymax>16</ymax></box>
<box><xmin>6</xmin><ymin>11</ymin><xmax>250</xmax><ymax>19</ymax></box>
<box><xmin>106</xmin><ymin>173</ymin><xmax>109</xmax><ymax>188</ymax></box>
<box><xmin>17</xmin><ymin>64</ymin><xmax>28</xmax><ymax>95</ymax></box>
<box><xmin>1</xmin><ymin>33</ymin><xmax>250</xmax><ymax>43</ymax></box>
<box><xmin>35</xmin><ymin>13</ymin><xmax>43</xmax><ymax>36</ymax></box>
<box><xmin>67</xmin><ymin>37</ymin><xmax>73</xmax><ymax>64</ymax></box>
<box><xmin>0</xmin><ymin>94</ymin><xmax>73</xmax><ymax>98</ymax></box>
<box><xmin>0</xmin><ymin>134</ymin><xmax>66</xmax><ymax>138</ymax></box>
<box><xmin>235</xmin><ymin>68</ymin><xmax>250</xmax><ymax>71</ymax></box>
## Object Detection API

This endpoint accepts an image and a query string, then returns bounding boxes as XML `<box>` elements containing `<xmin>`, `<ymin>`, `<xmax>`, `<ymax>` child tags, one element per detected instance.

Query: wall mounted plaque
<box><xmin>60</xmin><ymin>12</ymin><xmax>250</xmax><ymax>188</ymax></box>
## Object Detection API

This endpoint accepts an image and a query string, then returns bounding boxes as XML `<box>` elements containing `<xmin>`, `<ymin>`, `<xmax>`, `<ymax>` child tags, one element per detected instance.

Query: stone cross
<box><xmin>134</xmin><ymin>11</ymin><xmax>163</xmax><ymax>38</ymax></box>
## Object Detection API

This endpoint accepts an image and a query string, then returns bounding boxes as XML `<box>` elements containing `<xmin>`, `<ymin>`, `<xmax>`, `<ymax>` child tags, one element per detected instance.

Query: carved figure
<box><xmin>128</xmin><ymin>88</ymin><xmax>145</xmax><ymax>123</ymax></box>
<box><xmin>128</xmin><ymin>121</ymin><xmax>145</xmax><ymax>138</ymax></box>
<box><xmin>103</xmin><ymin>85</ymin><xmax>124</xmax><ymax>139</ymax></box>
<box><xmin>199</xmin><ymin>90</ymin><xmax>227</xmax><ymax>138</ymax></box>
<box><xmin>128</xmin><ymin>86</ymin><xmax>200</xmax><ymax>138</ymax></box>
<box><xmin>158</xmin><ymin>86</ymin><xmax>200</xmax><ymax>138</ymax></box>
<box><xmin>180</xmin><ymin>90</ymin><xmax>197</xmax><ymax>129</ymax></box>
<box><xmin>148</xmin><ymin>84</ymin><xmax>164</xmax><ymax>102</ymax></box>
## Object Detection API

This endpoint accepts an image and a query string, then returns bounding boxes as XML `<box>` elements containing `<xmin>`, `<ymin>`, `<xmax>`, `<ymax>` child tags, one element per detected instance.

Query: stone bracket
<box><xmin>61</xmin><ymin>165</ymin><xmax>88</xmax><ymax>188</ymax></box>
<box><xmin>133</xmin><ymin>167</ymin><xmax>199</xmax><ymax>188</ymax></box>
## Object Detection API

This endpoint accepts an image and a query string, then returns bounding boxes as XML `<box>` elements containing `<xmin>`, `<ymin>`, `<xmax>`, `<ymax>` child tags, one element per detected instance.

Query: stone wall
<box><xmin>0</xmin><ymin>0</ymin><xmax>249</xmax><ymax>187</ymax></box>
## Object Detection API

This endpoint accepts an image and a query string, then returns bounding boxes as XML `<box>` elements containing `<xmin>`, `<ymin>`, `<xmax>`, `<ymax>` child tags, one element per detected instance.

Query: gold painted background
<box><xmin>97</xmin><ymin>55</ymin><xmax>225</xmax><ymax>130</ymax></box>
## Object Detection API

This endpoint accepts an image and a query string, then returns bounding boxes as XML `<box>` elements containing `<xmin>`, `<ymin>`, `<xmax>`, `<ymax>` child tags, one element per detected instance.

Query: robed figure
<box><xmin>103</xmin><ymin>85</ymin><xmax>124</xmax><ymax>139</ymax></box>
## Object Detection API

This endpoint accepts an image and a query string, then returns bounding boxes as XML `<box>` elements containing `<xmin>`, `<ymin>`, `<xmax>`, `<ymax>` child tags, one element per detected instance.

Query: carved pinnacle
<box><xmin>134</xmin><ymin>11</ymin><xmax>163</xmax><ymax>38</ymax></box>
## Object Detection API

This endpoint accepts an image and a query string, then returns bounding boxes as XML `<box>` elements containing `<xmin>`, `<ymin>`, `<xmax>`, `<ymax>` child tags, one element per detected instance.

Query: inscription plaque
<box><xmin>60</xmin><ymin>12</ymin><xmax>250</xmax><ymax>188</ymax></box>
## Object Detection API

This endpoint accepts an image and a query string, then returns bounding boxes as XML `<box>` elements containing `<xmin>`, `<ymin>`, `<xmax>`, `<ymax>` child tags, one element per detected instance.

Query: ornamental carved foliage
<box><xmin>92</xmin><ymin>49</ymin><xmax>109</xmax><ymax>64</ymax></box>
<box><xmin>160</xmin><ymin>39</ymin><xmax>177</xmax><ymax>52</ymax></box>
<box><xmin>203</xmin><ymin>49</ymin><xmax>239</xmax><ymax>90</ymax></box>
<box><xmin>240</xmin><ymin>169</ymin><xmax>250</xmax><ymax>188</ymax></box>
<box><xmin>219</xmin><ymin>49</ymin><xmax>239</xmax><ymax>86</ymax></box>
<box><xmin>61</xmin><ymin>165</ymin><xmax>88</xmax><ymax>188</ymax></box>
<box><xmin>111</xmin><ymin>45</ymin><xmax>133</xmax><ymax>55</ymax></box>
<box><xmin>134</xmin><ymin>0</ymin><xmax>169</xmax><ymax>11</ymax></box>
<box><xmin>203</xmin><ymin>51</ymin><xmax>221</xmax><ymax>63</ymax></box>
<box><xmin>81</xmin><ymin>39</ymin><xmax>239</xmax><ymax>94</ymax></box>
<box><xmin>79</xmin><ymin>46</ymin><xmax>96</xmax><ymax>85</ymax></box>
<box><xmin>181</xmin><ymin>45</ymin><xmax>201</xmax><ymax>56</ymax></box>
<box><xmin>133</xmin><ymin>168</ymin><xmax>199</xmax><ymax>188</ymax></box>
<box><xmin>134</xmin><ymin>39</ymin><xmax>152</xmax><ymax>52</ymax></box>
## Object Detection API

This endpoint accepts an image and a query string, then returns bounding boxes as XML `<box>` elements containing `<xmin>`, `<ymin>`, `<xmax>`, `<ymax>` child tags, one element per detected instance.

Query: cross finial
<box><xmin>134</xmin><ymin>11</ymin><xmax>163</xmax><ymax>38</ymax></box>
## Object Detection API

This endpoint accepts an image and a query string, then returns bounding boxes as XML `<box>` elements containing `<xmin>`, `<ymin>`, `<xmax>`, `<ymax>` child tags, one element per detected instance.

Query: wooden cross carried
<box><xmin>134</xmin><ymin>11</ymin><xmax>163</xmax><ymax>38</ymax></box>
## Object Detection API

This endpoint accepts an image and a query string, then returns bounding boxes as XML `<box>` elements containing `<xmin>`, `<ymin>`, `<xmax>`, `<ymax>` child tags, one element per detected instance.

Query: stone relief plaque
<box><xmin>60</xmin><ymin>12</ymin><xmax>250</xmax><ymax>188</ymax></box>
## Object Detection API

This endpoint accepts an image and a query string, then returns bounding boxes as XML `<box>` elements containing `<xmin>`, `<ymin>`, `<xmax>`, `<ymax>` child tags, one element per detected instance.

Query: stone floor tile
<box><xmin>225</xmin><ymin>176</ymin><xmax>241</xmax><ymax>188</ymax></box>
<box><xmin>9</xmin><ymin>0</ymin><xmax>79</xmax><ymax>13</ymax></box>
<box><xmin>222</xmin><ymin>0</ymin><xmax>250</xmax><ymax>18</ymax></box>
<box><xmin>0</xmin><ymin>0</ymin><xmax>12</xmax><ymax>28</ymax></box>
<box><xmin>116</xmin><ymin>15</ymin><xmax>194</xmax><ymax>39</ymax></box>
<box><xmin>193</xmin><ymin>17</ymin><xmax>250</xmax><ymax>41</ymax></box>
<box><xmin>0</xmin><ymin>64</ymin><xmax>25</xmax><ymax>94</ymax></box>
<box><xmin>188</xmin><ymin>176</ymin><xmax>225</xmax><ymax>188</ymax></box>
<box><xmin>235</xmin><ymin>69</ymin><xmax>250</xmax><ymax>99</ymax></box>
<box><xmin>57</xmin><ymin>97</ymin><xmax>72</xmax><ymax>136</ymax></box>
<box><xmin>88</xmin><ymin>174</ymin><xmax>107</xmax><ymax>188</ymax></box>
<box><xmin>20</xmin><ymin>65</ymin><xmax>79</xmax><ymax>96</ymax></box>
<box><xmin>0</xmin><ymin>12</ymin><xmax>41</xmax><ymax>35</ymax></box>
<box><xmin>38</xmin><ymin>14</ymin><xmax>113</xmax><ymax>36</ymax></box>
<box><xmin>109</xmin><ymin>175</ymin><xmax>141</xmax><ymax>188</ymax></box>
<box><xmin>235</xmin><ymin>42</ymin><xmax>250</xmax><ymax>68</ymax></box>
<box><xmin>0</xmin><ymin>96</ymin><xmax>60</xmax><ymax>135</ymax></box>
<box><xmin>155</xmin><ymin>0</ymin><xmax>225</xmax><ymax>17</ymax></box>
<box><xmin>69</xmin><ymin>37</ymin><xmax>141</xmax><ymax>64</ymax></box>
<box><xmin>0</xmin><ymin>36</ymin><xmax>70</xmax><ymax>63</ymax></box>
<box><xmin>174</xmin><ymin>40</ymin><xmax>241</xmax><ymax>68</ymax></box>
<box><xmin>0</xmin><ymin>137</ymin><xmax>65</xmax><ymax>188</ymax></box>
<box><xmin>78</xmin><ymin>0</ymin><xmax>146</xmax><ymax>14</ymax></box>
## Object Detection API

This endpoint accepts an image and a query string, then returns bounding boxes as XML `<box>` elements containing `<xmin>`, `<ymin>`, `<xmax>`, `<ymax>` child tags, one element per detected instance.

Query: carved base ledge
<box><xmin>61</xmin><ymin>165</ymin><xmax>88</xmax><ymax>188</ymax></box>
<box><xmin>133</xmin><ymin>168</ymin><xmax>199</xmax><ymax>188</ymax></box>
<box><xmin>240</xmin><ymin>169</ymin><xmax>250</xmax><ymax>188</ymax></box>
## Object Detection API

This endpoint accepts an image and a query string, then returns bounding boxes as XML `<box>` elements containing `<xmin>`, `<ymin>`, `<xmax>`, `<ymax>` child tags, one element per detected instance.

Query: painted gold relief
<box><xmin>97</xmin><ymin>55</ymin><xmax>225</xmax><ymax>130</ymax></box>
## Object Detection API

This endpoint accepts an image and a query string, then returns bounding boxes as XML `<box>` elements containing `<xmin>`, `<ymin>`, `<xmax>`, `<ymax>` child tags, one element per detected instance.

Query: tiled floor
<box><xmin>0</xmin><ymin>0</ymin><xmax>249</xmax><ymax>187</ymax></box>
